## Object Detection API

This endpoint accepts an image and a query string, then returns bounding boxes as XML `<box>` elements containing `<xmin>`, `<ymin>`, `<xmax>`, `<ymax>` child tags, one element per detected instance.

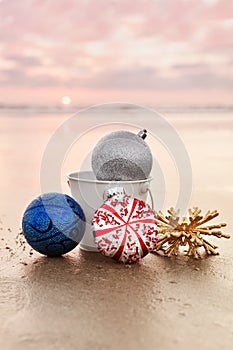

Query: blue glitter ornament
<box><xmin>22</xmin><ymin>193</ymin><xmax>86</xmax><ymax>256</ymax></box>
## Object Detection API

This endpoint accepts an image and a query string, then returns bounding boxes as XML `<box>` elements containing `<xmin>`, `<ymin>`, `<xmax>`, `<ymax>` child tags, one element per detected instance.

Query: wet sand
<box><xmin>0</xmin><ymin>108</ymin><xmax>233</xmax><ymax>349</ymax></box>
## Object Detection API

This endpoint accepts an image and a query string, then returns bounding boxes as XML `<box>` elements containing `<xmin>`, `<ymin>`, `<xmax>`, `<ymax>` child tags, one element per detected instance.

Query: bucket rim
<box><xmin>67</xmin><ymin>170</ymin><xmax>153</xmax><ymax>184</ymax></box>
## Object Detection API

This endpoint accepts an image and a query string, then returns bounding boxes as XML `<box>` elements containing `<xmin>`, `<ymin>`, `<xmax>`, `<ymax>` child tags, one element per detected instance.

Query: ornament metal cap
<box><xmin>137</xmin><ymin>129</ymin><xmax>147</xmax><ymax>140</ymax></box>
<box><xmin>103</xmin><ymin>186</ymin><xmax>126</xmax><ymax>200</ymax></box>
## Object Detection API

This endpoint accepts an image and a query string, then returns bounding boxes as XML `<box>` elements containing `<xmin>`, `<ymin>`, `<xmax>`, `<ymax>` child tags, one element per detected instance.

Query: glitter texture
<box><xmin>91</xmin><ymin>130</ymin><xmax>153</xmax><ymax>181</ymax></box>
<box><xmin>22</xmin><ymin>193</ymin><xmax>86</xmax><ymax>256</ymax></box>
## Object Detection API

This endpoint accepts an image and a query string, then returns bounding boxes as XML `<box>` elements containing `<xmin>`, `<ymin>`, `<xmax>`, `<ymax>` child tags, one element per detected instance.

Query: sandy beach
<box><xmin>0</xmin><ymin>107</ymin><xmax>233</xmax><ymax>350</ymax></box>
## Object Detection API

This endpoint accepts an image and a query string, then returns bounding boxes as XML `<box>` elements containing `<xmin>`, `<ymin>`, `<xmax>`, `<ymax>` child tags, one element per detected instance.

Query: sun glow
<box><xmin>61</xmin><ymin>96</ymin><xmax>71</xmax><ymax>105</ymax></box>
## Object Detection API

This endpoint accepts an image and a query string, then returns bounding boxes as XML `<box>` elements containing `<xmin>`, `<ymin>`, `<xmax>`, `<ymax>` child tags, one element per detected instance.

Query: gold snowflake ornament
<box><xmin>154</xmin><ymin>207</ymin><xmax>230</xmax><ymax>258</ymax></box>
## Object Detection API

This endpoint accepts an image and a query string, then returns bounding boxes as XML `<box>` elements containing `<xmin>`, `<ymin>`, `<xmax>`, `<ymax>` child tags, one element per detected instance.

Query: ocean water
<box><xmin>0</xmin><ymin>106</ymin><xmax>233</xmax><ymax>234</ymax></box>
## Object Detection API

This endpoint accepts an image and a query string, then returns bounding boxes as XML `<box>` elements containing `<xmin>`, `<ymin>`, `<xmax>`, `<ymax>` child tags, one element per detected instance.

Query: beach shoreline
<box><xmin>1</xmin><ymin>109</ymin><xmax>233</xmax><ymax>349</ymax></box>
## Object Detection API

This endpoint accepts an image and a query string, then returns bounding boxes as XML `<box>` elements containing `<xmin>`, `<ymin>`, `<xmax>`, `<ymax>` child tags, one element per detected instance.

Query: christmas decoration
<box><xmin>91</xmin><ymin>129</ymin><xmax>153</xmax><ymax>181</ymax></box>
<box><xmin>22</xmin><ymin>193</ymin><xmax>86</xmax><ymax>257</ymax></box>
<box><xmin>154</xmin><ymin>207</ymin><xmax>230</xmax><ymax>258</ymax></box>
<box><xmin>92</xmin><ymin>194</ymin><xmax>158</xmax><ymax>264</ymax></box>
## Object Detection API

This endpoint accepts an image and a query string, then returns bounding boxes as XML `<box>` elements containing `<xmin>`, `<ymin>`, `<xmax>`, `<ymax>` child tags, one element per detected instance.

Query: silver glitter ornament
<box><xmin>91</xmin><ymin>129</ymin><xmax>153</xmax><ymax>181</ymax></box>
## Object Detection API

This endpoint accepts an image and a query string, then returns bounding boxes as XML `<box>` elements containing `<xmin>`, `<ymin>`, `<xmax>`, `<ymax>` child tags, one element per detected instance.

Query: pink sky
<box><xmin>0</xmin><ymin>0</ymin><xmax>232</xmax><ymax>106</ymax></box>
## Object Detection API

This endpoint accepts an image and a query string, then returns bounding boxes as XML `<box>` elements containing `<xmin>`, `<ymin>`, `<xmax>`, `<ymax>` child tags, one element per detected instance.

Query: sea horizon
<box><xmin>0</xmin><ymin>103</ymin><xmax>233</xmax><ymax>114</ymax></box>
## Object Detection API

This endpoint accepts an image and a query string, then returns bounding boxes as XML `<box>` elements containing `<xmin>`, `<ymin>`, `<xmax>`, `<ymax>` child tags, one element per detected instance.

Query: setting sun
<box><xmin>61</xmin><ymin>96</ymin><xmax>71</xmax><ymax>105</ymax></box>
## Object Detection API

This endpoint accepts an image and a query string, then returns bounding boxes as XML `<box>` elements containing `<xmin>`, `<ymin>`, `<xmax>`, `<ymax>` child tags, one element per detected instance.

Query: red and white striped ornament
<box><xmin>92</xmin><ymin>194</ymin><xmax>158</xmax><ymax>264</ymax></box>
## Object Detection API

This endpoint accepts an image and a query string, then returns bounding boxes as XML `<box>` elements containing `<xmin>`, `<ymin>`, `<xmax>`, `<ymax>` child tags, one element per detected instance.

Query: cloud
<box><xmin>1</xmin><ymin>67</ymin><xmax>60</xmax><ymax>87</ymax></box>
<box><xmin>68</xmin><ymin>64</ymin><xmax>233</xmax><ymax>91</ymax></box>
<box><xmin>3</xmin><ymin>58</ymin><xmax>231</xmax><ymax>92</ymax></box>
<box><xmin>5</xmin><ymin>55</ymin><xmax>42</xmax><ymax>67</ymax></box>
<box><xmin>172</xmin><ymin>63</ymin><xmax>212</xmax><ymax>71</ymax></box>
<box><xmin>0</xmin><ymin>0</ymin><xmax>232</xmax><ymax>103</ymax></box>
